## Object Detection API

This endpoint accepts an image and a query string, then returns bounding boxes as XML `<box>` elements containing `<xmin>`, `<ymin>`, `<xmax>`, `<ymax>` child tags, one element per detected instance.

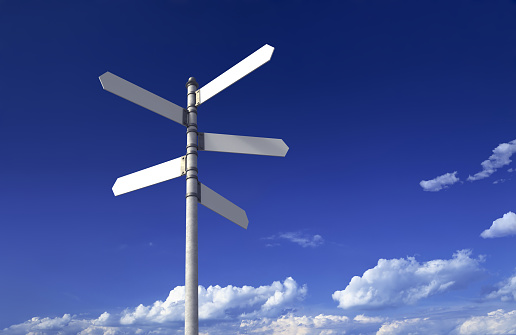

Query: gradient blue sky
<box><xmin>2</xmin><ymin>1</ymin><xmax>516</xmax><ymax>334</ymax></box>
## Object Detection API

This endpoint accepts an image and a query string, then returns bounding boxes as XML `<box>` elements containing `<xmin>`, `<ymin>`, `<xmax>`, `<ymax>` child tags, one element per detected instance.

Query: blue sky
<box><xmin>1</xmin><ymin>0</ymin><xmax>516</xmax><ymax>334</ymax></box>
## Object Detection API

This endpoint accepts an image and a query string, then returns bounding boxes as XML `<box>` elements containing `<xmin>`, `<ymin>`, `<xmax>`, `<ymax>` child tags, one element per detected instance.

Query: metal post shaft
<box><xmin>185</xmin><ymin>77</ymin><xmax>199</xmax><ymax>335</ymax></box>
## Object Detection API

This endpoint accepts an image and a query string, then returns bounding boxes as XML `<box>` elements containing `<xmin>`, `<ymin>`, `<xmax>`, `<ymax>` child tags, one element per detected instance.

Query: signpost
<box><xmin>99</xmin><ymin>44</ymin><xmax>287</xmax><ymax>335</ymax></box>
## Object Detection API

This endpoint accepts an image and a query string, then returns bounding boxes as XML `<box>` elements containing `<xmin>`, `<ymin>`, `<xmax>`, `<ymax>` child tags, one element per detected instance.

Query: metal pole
<box><xmin>185</xmin><ymin>77</ymin><xmax>199</xmax><ymax>335</ymax></box>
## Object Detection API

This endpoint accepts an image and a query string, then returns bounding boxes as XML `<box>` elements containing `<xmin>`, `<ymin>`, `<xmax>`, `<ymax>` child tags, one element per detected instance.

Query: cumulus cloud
<box><xmin>485</xmin><ymin>273</ymin><xmax>516</xmax><ymax>302</ymax></box>
<box><xmin>468</xmin><ymin>139</ymin><xmax>516</xmax><ymax>181</ymax></box>
<box><xmin>377</xmin><ymin>317</ymin><xmax>425</xmax><ymax>334</ymax></box>
<box><xmin>480</xmin><ymin>212</ymin><xmax>516</xmax><ymax>238</ymax></box>
<box><xmin>2</xmin><ymin>278</ymin><xmax>306</xmax><ymax>335</ymax></box>
<box><xmin>265</xmin><ymin>232</ymin><xmax>324</xmax><ymax>248</ymax></box>
<box><xmin>239</xmin><ymin>313</ymin><xmax>349</xmax><ymax>334</ymax></box>
<box><xmin>0</xmin><ymin>313</ymin><xmax>119</xmax><ymax>335</ymax></box>
<box><xmin>377</xmin><ymin>317</ymin><xmax>460</xmax><ymax>335</ymax></box>
<box><xmin>456</xmin><ymin>309</ymin><xmax>516</xmax><ymax>335</ymax></box>
<box><xmin>420</xmin><ymin>171</ymin><xmax>460</xmax><ymax>191</ymax></box>
<box><xmin>332</xmin><ymin>250</ymin><xmax>484</xmax><ymax>309</ymax></box>
<box><xmin>3</xmin><ymin>312</ymin><xmax>353</xmax><ymax>335</ymax></box>
<box><xmin>120</xmin><ymin>277</ymin><xmax>306</xmax><ymax>325</ymax></box>
<box><xmin>241</xmin><ymin>309</ymin><xmax>516</xmax><ymax>335</ymax></box>
<box><xmin>242</xmin><ymin>313</ymin><xmax>455</xmax><ymax>335</ymax></box>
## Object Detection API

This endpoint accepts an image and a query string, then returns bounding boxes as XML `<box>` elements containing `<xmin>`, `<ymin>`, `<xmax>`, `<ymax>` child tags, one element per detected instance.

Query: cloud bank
<box><xmin>240</xmin><ymin>313</ymin><xmax>350</xmax><ymax>334</ymax></box>
<box><xmin>332</xmin><ymin>250</ymin><xmax>484</xmax><ymax>309</ymax></box>
<box><xmin>1</xmin><ymin>312</ymin><xmax>380</xmax><ymax>335</ymax></box>
<box><xmin>0</xmin><ymin>313</ymin><xmax>118</xmax><ymax>335</ymax></box>
<box><xmin>420</xmin><ymin>171</ymin><xmax>459</xmax><ymax>192</ymax></box>
<box><xmin>480</xmin><ymin>212</ymin><xmax>516</xmax><ymax>238</ymax></box>
<box><xmin>468</xmin><ymin>139</ymin><xmax>516</xmax><ymax>181</ymax></box>
<box><xmin>1</xmin><ymin>278</ymin><xmax>306</xmax><ymax>335</ymax></box>
<box><xmin>377</xmin><ymin>317</ymin><xmax>460</xmax><ymax>335</ymax></box>
<box><xmin>375</xmin><ymin>310</ymin><xmax>516</xmax><ymax>335</ymax></box>
<box><xmin>5</xmin><ymin>301</ymin><xmax>516</xmax><ymax>334</ymax></box>
<box><xmin>456</xmin><ymin>309</ymin><xmax>516</xmax><ymax>335</ymax></box>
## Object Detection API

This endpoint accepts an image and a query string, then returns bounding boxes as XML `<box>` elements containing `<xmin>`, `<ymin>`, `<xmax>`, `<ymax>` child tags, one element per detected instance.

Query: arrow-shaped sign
<box><xmin>198</xmin><ymin>182</ymin><xmax>248</xmax><ymax>229</ymax></box>
<box><xmin>99</xmin><ymin>72</ymin><xmax>187</xmax><ymax>126</ymax></box>
<box><xmin>199</xmin><ymin>132</ymin><xmax>288</xmax><ymax>157</ymax></box>
<box><xmin>112</xmin><ymin>156</ymin><xmax>186</xmax><ymax>196</ymax></box>
<box><xmin>195</xmin><ymin>44</ymin><xmax>274</xmax><ymax>106</ymax></box>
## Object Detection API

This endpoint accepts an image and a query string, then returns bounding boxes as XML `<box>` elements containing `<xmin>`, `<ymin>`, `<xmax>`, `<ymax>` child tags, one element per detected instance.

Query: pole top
<box><xmin>186</xmin><ymin>77</ymin><xmax>199</xmax><ymax>88</ymax></box>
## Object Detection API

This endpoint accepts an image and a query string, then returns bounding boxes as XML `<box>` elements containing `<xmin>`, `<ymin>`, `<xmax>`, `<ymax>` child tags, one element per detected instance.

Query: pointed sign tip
<box><xmin>263</xmin><ymin>44</ymin><xmax>275</xmax><ymax>59</ymax></box>
<box><xmin>112</xmin><ymin>177</ymin><xmax>128</xmax><ymax>196</ymax></box>
<box><xmin>112</xmin><ymin>179</ymin><xmax>121</xmax><ymax>196</ymax></box>
<box><xmin>99</xmin><ymin>71</ymin><xmax>112</xmax><ymax>90</ymax></box>
<box><xmin>239</xmin><ymin>210</ymin><xmax>249</xmax><ymax>229</ymax></box>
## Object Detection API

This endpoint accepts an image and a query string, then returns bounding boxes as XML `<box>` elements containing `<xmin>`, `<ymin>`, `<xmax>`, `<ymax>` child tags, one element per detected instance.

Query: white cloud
<box><xmin>0</xmin><ymin>313</ymin><xmax>121</xmax><ymax>335</ymax></box>
<box><xmin>480</xmin><ymin>212</ymin><xmax>516</xmax><ymax>238</ymax></box>
<box><xmin>265</xmin><ymin>232</ymin><xmax>324</xmax><ymax>248</ymax></box>
<box><xmin>509</xmin><ymin>168</ymin><xmax>515</xmax><ymax>173</ymax></box>
<box><xmin>420</xmin><ymin>171</ymin><xmax>459</xmax><ymax>192</ymax></box>
<box><xmin>2</xmin><ymin>312</ymin><xmax>351</xmax><ymax>335</ymax></box>
<box><xmin>485</xmin><ymin>273</ymin><xmax>516</xmax><ymax>302</ymax></box>
<box><xmin>241</xmin><ymin>313</ymin><xmax>456</xmax><ymax>335</ymax></box>
<box><xmin>332</xmin><ymin>250</ymin><xmax>484</xmax><ymax>309</ymax></box>
<box><xmin>376</xmin><ymin>317</ymin><xmax>424</xmax><ymax>334</ymax></box>
<box><xmin>377</xmin><ymin>317</ymin><xmax>460</xmax><ymax>335</ymax></box>
<box><xmin>456</xmin><ymin>309</ymin><xmax>516</xmax><ymax>335</ymax></box>
<box><xmin>120</xmin><ymin>277</ymin><xmax>306</xmax><ymax>325</ymax></box>
<box><xmin>239</xmin><ymin>309</ymin><xmax>516</xmax><ymax>335</ymax></box>
<box><xmin>2</xmin><ymin>278</ymin><xmax>306</xmax><ymax>335</ymax></box>
<box><xmin>119</xmin><ymin>286</ymin><xmax>185</xmax><ymax>324</ymax></box>
<box><xmin>468</xmin><ymin>139</ymin><xmax>516</xmax><ymax>181</ymax></box>
<box><xmin>239</xmin><ymin>313</ymin><xmax>349</xmax><ymax>334</ymax></box>
<box><xmin>8</xmin><ymin>273</ymin><xmax>516</xmax><ymax>335</ymax></box>
<box><xmin>353</xmin><ymin>314</ymin><xmax>385</xmax><ymax>324</ymax></box>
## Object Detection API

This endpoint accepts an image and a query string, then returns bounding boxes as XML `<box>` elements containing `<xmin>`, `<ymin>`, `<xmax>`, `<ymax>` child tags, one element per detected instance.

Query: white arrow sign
<box><xmin>195</xmin><ymin>44</ymin><xmax>274</xmax><ymax>106</ymax></box>
<box><xmin>100</xmin><ymin>72</ymin><xmax>187</xmax><ymax>126</ymax></box>
<box><xmin>198</xmin><ymin>182</ymin><xmax>248</xmax><ymax>229</ymax></box>
<box><xmin>112</xmin><ymin>156</ymin><xmax>185</xmax><ymax>196</ymax></box>
<box><xmin>199</xmin><ymin>132</ymin><xmax>288</xmax><ymax>157</ymax></box>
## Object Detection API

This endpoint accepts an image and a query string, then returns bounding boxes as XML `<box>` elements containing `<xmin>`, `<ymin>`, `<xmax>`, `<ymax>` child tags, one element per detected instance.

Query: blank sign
<box><xmin>198</xmin><ymin>182</ymin><xmax>248</xmax><ymax>229</ymax></box>
<box><xmin>112</xmin><ymin>156</ymin><xmax>185</xmax><ymax>196</ymax></box>
<box><xmin>199</xmin><ymin>132</ymin><xmax>288</xmax><ymax>157</ymax></box>
<box><xmin>100</xmin><ymin>72</ymin><xmax>186</xmax><ymax>126</ymax></box>
<box><xmin>195</xmin><ymin>44</ymin><xmax>274</xmax><ymax>106</ymax></box>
